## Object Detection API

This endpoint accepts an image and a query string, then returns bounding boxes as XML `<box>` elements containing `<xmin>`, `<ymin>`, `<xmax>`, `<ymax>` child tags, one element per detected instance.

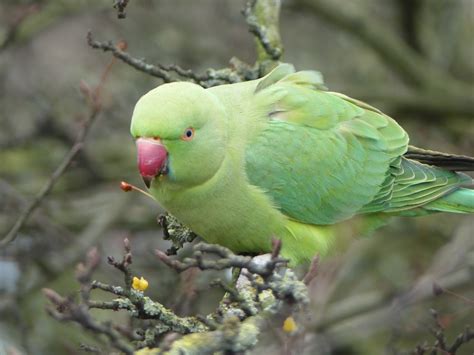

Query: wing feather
<box><xmin>245</xmin><ymin>66</ymin><xmax>407</xmax><ymax>224</ymax></box>
<box><xmin>245</xmin><ymin>65</ymin><xmax>470</xmax><ymax>224</ymax></box>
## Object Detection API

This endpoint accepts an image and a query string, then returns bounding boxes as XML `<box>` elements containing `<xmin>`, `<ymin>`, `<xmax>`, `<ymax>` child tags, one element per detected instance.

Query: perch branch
<box><xmin>155</xmin><ymin>242</ymin><xmax>288</xmax><ymax>278</ymax></box>
<box><xmin>46</xmin><ymin>238</ymin><xmax>309</xmax><ymax>353</ymax></box>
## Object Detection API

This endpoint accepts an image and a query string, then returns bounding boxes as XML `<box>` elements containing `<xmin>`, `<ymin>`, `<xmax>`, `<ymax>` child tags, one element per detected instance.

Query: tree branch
<box><xmin>87</xmin><ymin>32</ymin><xmax>247</xmax><ymax>88</ymax></box>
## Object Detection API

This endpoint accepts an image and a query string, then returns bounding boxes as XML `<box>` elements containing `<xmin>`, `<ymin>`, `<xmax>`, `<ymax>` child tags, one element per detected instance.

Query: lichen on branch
<box><xmin>44</xmin><ymin>238</ymin><xmax>310</xmax><ymax>354</ymax></box>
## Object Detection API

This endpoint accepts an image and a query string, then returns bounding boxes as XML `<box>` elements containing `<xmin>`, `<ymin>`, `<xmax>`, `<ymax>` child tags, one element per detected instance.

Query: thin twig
<box><xmin>87</xmin><ymin>32</ymin><xmax>242</xmax><ymax>88</ymax></box>
<box><xmin>43</xmin><ymin>288</ymin><xmax>134</xmax><ymax>354</ymax></box>
<box><xmin>303</xmin><ymin>255</ymin><xmax>320</xmax><ymax>286</ymax></box>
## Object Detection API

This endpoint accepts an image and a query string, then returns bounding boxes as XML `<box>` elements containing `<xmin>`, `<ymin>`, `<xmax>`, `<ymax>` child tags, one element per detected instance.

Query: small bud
<box><xmin>79</xmin><ymin>80</ymin><xmax>92</xmax><ymax>99</ymax></box>
<box><xmin>132</xmin><ymin>276</ymin><xmax>149</xmax><ymax>291</ymax></box>
<box><xmin>283</xmin><ymin>316</ymin><xmax>297</xmax><ymax>333</ymax></box>
<box><xmin>120</xmin><ymin>181</ymin><xmax>132</xmax><ymax>192</ymax></box>
<box><xmin>116</xmin><ymin>40</ymin><xmax>128</xmax><ymax>51</ymax></box>
<box><xmin>123</xmin><ymin>237</ymin><xmax>130</xmax><ymax>251</ymax></box>
<box><xmin>433</xmin><ymin>282</ymin><xmax>444</xmax><ymax>296</ymax></box>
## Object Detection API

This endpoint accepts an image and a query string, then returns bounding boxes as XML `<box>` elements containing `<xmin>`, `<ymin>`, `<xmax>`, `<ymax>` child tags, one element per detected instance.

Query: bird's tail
<box><xmin>422</xmin><ymin>188</ymin><xmax>474</xmax><ymax>214</ymax></box>
<box><xmin>402</xmin><ymin>146</ymin><xmax>474</xmax><ymax>214</ymax></box>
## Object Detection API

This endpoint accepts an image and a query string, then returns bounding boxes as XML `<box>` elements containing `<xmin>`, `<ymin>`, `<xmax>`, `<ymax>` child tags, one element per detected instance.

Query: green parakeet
<box><xmin>130</xmin><ymin>64</ymin><xmax>474</xmax><ymax>265</ymax></box>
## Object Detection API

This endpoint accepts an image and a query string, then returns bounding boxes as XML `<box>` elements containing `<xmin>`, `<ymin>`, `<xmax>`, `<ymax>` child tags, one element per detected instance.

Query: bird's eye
<box><xmin>182</xmin><ymin>127</ymin><xmax>195</xmax><ymax>141</ymax></box>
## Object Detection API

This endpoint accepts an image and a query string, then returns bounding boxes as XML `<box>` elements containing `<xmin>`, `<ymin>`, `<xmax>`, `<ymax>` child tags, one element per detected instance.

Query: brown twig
<box><xmin>106</xmin><ymin>238</ymin><xmax>133</xmax><ymax>295</ymax></box>
<box><xmin>433</xmin><ymin>282</ymin><xmax>474</xmax><ymax>306</ymax></box>
<box><xmin>413</xmin><ymin>309</ymin><xmax>474</xmax><ymax>354</ymax></box>
<box><xmin>43</xmin><ymin>288</ymin><xmax>134</xmax><ymax>354</ymax></box>
<box><xmin>303</xmin><ymin>255</ymin><xmax>320</xmax><ymax>286</ymax></box>
<box><xmin>87</xmin><ymin>32</ymin><xmax>243</xmax><ymax>88</ymax></box>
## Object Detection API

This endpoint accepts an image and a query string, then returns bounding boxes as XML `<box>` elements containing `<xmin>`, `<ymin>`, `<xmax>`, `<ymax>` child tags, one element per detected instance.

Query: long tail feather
<box><xmin>405</xmin><ymin>146</ymin><xmax>474</xmax><ymax>171</ymax></box>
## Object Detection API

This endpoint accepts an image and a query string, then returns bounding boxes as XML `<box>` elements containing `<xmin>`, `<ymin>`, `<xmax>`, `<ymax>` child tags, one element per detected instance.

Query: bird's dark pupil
<box><xmin>186</xmin><ymin>130</ymin><xmax>192</xmax><ymax>137</ymax></box>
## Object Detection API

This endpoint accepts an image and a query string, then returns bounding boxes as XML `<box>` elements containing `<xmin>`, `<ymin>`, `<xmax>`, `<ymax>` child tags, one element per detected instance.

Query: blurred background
<box><xmin>0</xmin><ymin>0</ymin><xmax>473</xmax><ymax>354</ymax></box>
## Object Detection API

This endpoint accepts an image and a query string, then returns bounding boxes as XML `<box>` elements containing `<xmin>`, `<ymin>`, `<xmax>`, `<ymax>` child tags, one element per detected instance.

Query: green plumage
<box><xmin>131</xmin><ymin>64</ymin><xmax>474</xmax><ymax>265</ymax></box>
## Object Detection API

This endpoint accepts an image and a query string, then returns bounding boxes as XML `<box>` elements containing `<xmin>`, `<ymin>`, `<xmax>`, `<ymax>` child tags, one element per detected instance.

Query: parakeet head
<box><xmin>131</xmin><ymin>82</ymin><xmax>227</xmax><ymax>189</ymax></box>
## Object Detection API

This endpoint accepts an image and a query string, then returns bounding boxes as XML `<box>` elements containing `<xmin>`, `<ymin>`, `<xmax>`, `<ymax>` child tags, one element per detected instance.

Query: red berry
<box><xmin>120</xmin><ymin>181</ymin><xmax>132</xmax><ymax>192</ymax></box>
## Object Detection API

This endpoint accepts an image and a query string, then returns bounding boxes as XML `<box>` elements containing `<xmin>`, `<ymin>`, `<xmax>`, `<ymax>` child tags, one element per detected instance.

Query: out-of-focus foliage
<box><xmin>0</xmin><ymin>0</ymin><xmax>473</xmax><ymax>354</ymax></box>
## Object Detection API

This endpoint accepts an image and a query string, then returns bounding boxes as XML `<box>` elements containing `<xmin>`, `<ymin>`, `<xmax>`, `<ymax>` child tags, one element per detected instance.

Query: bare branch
<box><xmin>303</xmin><ymin>255</ymin><xmax>320</xmax><ymax>286</ymax></box>
<box><xmin>87</xmin><ymin>32</ymin><xmax>245</xmax><ymax>88</ymax></box>
<box><xmin>413</xmin><ymin>309</ymin><xmax>474</xmax><ymax>354</ymax></box>
<box><xmin>43</xmin><ymin>288</ymin><xmax>134</xmax><ymax>355</ymax></box>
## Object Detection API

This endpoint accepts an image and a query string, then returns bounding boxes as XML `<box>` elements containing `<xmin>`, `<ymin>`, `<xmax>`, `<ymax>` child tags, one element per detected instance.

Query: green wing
<box><xmin>360</xmin><ymin>156</ymin><xmax>471</xmax><ymax>214</ymax></box>
<box><xmin>244</xmin><ymin>65</ymin><xmax>468</xmax><ymax>225</ymax></box>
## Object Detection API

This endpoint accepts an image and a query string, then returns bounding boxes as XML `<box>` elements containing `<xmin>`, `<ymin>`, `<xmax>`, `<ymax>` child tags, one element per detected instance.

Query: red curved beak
<box><xmin>136</xmin><ymin>138</ymin><xmax>168</xmax><ymax>188</ymax></box>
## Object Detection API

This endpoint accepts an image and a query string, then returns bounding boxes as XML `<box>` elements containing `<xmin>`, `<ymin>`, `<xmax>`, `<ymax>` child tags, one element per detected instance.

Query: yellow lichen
<box><xmin>132</xmin><ymin>276</ymin><xmax>149</xmax><ymax>291</ymax></box>
<box><xmin>282</xmin><ymin>316</ymin><xmax>297</xmax><ymax>333</ymax></box>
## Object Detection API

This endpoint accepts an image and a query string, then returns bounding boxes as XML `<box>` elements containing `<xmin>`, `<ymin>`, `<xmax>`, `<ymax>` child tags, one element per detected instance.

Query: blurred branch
<box><xmin>43</xmin><ymin>194</ymin><xmax>129</xmax><ymax>275</ymax></box>
<box><xmin>0</xmin><ymin>179</ymin><xmax>73</xmax><ymax>242</ymax></box>
<box><xmin>397</xmin><ymin>0</ymin><xmax>423</xmax><ymax>54</ymax></box>
<box><xmin>352</xmin><ymin>87</ymin><xmax>474</xmax><ymax>117</ymax></box>
<box><xmin>296</xmin><ymin>0</ymin><xmax>474</xmax><ymax>117</ymax></box>
<box><xmin>314</xmin><ymin>220</ymin><xmax>474</xmax><ymax>340</ymax></box>
<box><xmin>0</xmin><ymin>51</ymin><xmax>116</xmax><ymax>248</ymax></box>
<box><xmin>315</xmin><ymin>267</ymin><xmax>471</xmax><ymax>332</ymax></box>
<box><xmin>0</xmin><ymin>109</ymin><xmax>104</xmax><ymax>181</ymax></box>
<box><xmin>0</xmin><ymin>4</ymin><xmax>40</xmax><ymax>53</ymax></box>
<box><xmin>295</xmin><ymin>0</ymin><xmax>464</xmax><ymax>90</ymax></box>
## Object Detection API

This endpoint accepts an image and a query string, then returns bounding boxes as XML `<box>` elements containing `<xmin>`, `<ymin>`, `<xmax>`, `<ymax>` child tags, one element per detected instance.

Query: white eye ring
<box><xmin>182</xmin><ymin>127</ymin><xmax>195</xmax><ymax>141</ymax></box>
